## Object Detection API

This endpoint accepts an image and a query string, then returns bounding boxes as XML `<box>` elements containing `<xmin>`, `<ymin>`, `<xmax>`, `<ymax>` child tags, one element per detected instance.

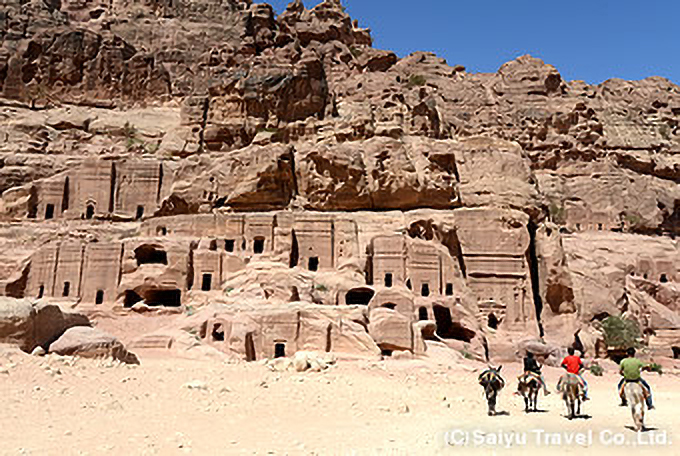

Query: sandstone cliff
<box><xmin>1</xmin><ymin>0</ymin><xmax>680</xmax><ymax>362</ymax></box>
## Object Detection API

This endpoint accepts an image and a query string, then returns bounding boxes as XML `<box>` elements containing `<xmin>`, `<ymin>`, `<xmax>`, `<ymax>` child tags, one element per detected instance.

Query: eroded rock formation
<box><xmin>2</xmin><ymin>0</ymin><xmax>680</xmax><ymax>362</ymax></box>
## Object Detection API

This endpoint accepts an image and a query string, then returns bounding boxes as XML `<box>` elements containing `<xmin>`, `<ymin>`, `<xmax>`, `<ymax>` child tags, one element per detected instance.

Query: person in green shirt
<box><xmin>618</xmin><ymin>347</ymin><xmax>654</xmax><ymax>409</ymax></box>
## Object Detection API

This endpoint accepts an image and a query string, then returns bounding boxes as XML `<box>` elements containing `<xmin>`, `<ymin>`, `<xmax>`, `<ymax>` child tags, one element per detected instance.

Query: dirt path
<box><xmin>1</xmin><ymin>348</ymin><xmax>677</xmax><ymax>455</ymax></box>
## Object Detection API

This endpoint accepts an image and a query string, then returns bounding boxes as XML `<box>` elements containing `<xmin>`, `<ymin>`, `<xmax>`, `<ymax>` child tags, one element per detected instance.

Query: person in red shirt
<box><xmin>561</xmin><ymin>347</ymin><xmax>589</xmax><ymax>400</ymax></box>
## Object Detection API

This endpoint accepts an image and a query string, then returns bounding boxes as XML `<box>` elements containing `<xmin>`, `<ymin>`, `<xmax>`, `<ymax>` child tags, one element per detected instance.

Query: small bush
<box><xmin>648</xmin><ymin>363</ymin><xmax>663</xmax><ymax>375</ymax></box>
<box><xmin>314</xmin><ymin>284</ymin><xmax>328</xmax><ymax>292</ymax></box>
<box><xmin>589</xmin><ymin>362</ymin><xmax>604</xmax><ymax>377</ymax></box>
<box><xmin>461</xmin><ymin>350</ymin><xmax>474</xmax><ymax>360</ymax></box>
<box><xmin>549</xmin><ymin>202</ymin><xmax>566</xmax><ymax>225</ymax></box>
<box><xmin>602</xmin><ymin>316</ymin><xmax>641</xmax><ymax>349</ymax></box>
<box><xmin>407</xmin><ymin>74</ymin><xmax>426</xmax><ymax>88</ymax></box>
<box><xmin>624</xmin><ymin>213</ymin><xmax>641</xmax><ymax>227</ymax></box>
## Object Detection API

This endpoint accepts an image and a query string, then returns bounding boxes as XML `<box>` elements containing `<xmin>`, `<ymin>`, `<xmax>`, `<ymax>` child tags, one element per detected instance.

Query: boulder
<box><xmin>0</xmin><ymin>298</ymin><xmax>34</xmax><ymax>351</ymax></box>
<box><xmin>368</xmin><ymin>307</ymin><xmax>413</xmax><ymax>352</ymax></box>
<box><xmin>49</xmin><ymin>327</ymin><xmax>139</xmax><ymax>364</ymax></box>
<box><xmin>0</xmin><ymin>298</ymin><xmax>89</xmax><ymax>352</ymax></box>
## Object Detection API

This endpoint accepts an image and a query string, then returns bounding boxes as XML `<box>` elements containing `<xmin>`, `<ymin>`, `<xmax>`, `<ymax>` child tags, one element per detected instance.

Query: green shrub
<box><xmin>589</xmin><ymin>362</ymin><xmax>604</xmax><ymax>377</ymax></box>
<box><xmin>601</xmin><ymin>316</ymin><xmax>641</xmax><ymax>349</ymax></box>
<box><xmin>314</xmin><ymin>284</ymin><xmax>328</xmax><ymax>292</ymax></box>
<box><xmin>624</xmin><ymin>213</ymin><xmax>641</xmax><ymax>227</ymax></box>
<box><xmin>648</xmin><ymin>363</ymin><xmax>663</xmax><ymax>375</ymax></box>
<box><xmin>407</xmin><ymin>74</ymin><xmax>426</xmax><ymax>88</ymax></box>
<box><xmin>549</xmin><ymin>202</ymin><xmax>566</xmax><ymax>225</ymax></box>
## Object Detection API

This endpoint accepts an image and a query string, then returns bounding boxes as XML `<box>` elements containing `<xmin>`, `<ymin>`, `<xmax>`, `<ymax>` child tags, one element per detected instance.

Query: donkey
<box><xmin>478</xmin><ymin>366</ymin><xmax>505</xmax><ymax>416</ymax></box>
<box><xmin>623</xmin><ymin>381</ymin><xmax>646</xmax><ymax>431</ymax></box>
<box><xmin>518</xmin><ymin>372</ymin><xmax>540</xmax><ymax>413</ymax></box>
<box><xmin>557</xmin><ymin>373</ymin><xmax>583</xmax><ymax>419</ymax></box>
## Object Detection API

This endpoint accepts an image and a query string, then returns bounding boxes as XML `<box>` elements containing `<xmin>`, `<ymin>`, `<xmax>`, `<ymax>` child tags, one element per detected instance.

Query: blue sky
<box><xmin>259</xmin><ymin>0</ymin><xmax>680</xmax><ymax>85</ymax></box>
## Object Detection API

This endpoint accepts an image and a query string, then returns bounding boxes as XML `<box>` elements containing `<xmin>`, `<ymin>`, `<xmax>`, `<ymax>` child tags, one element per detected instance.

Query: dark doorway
<box><xmin>124</xmin><ymin>290</ymin><xmax>143</xmax><ymax>308</ymax></box>
<box><xmin>445</xmin><ymin>283</ymin><xmax>454</xmax><ymax>296</ymax></box>
<box><xmin>62</xmin><ymin>177</ymin><xmax>69</xmax><ymax>212</ymax></box>
<box><xmin>289</xmin><ymin>230</ymin><xmax>299</xmax><ymax>268</ymax></box>
<box><xmin>62</xmin><ymin>281</ymin><xmax>70</xmax><ymax>297</ymax></box>
<box><xmin>201</xmin><ymin>273</ymin><xmax>212</xmax><ymax>291</ymax></box>
<box><xmin>157</xmin><ymin>226</ymin><xmax>167</xmax><ymax>236</ymax></box>
<box><xmin>660</xmin><ymin>274</ymin><xmax>669</xmax><ymax>283</ymax></box>
<box><xmin>135</xmin><ymin>205</ymin><xmax>144</xmax><ymax>220</ymax></box>
<box><xmin>37</xmin><ymin>285</ymin><xmax>45</xmax><ymax>299</ymax></box>
<box><xmin>45</xmin><ymin>204</ymin><xmax>55</xmax><ymax>220</ymax></box>
<box><xmin>134</xmin><ymin>245</ymin><xmax>168</xmax><ymax>265</ymax></box>
<box><xmin>145</xmin><ymin>289</ymin><xmax>181</xmax><ymax>307</ymax></box>
<box><xmin>488</xmin><ymin>313</ymin><xmax>499</xmax><ymax>330</ymax></box>
<box><xmin>225</xmin><ymin>239</ymin><xmax>235</xmax><ymax>252</ymax></box>
<box><xmin>325</xmin><ymin>324</ymin><xmax>332</xmax><ymax>353</ymax></box>
<box><xmin>381</xmin><ymin>349</ymin><xmax>393</xmax><ymax>357</ymax></box>
<box><xmin>209</xmin><ymin>240</ymin><xmax>218</xmax><ymax>251</ymax></box>
<box><xmin>421</xmin><ymin>283</ymin><xmax>430</xmax><ymax>297</ymax></box>
<box><xmin>418</xmin><ymin>306</ymin><xmax>428</xmax><ymax>321</ymax></box>
<box><xmin>433</xmin><ymin>305</ymin><xmax>475</xmax><ymax>342</ymax></box>
<box><xmin>245</xmin><ymin>333</ymin><xmax>256</xmax><ymax>362</ymax></box>
<box><xmin>673</xmin><ymin>347</ymin><xmax>680</xmax><ymax>359</ymax></box>
<box><xmin>86</xmin><ymin>204</ymin><xmax>95</xmax><ymax>220</ymax></box>
<box><xmin>308</xmin><ymin>257</ymin><xmax>319</xmax><ymax>272</ymax></box>
<box><xmin>345</xmin><ymin>288</ymin><xmax>375</xmax><ymax>305</ymax></box>
<box><xmin>384</xmin><ymin>273</ymin><xmax>393</xmax><ymax>288</ymax></box>
<box><xmin>406</xmin><ymin>279</ymin><xmax>412</xmax><ymax>290</ymax></box>
<box><xmin>274</xmin><ymin>343</ymin><xmax>286</xmax><ymax>358</ymax></box>
<box><xmin>253</xmin><ymin>237</ymin><xmax>265</xmax><ymax>254</ymax></box>
<box><xmin>382</xmin><ymin>303</ymin><xmax>397</xmax><ymax>310</ymax></box>
<box><xmin>95</xmin><ymin>290</ymin><xmax>104</xmax><ymax>304</ymax></box>
<box><xmin>212</xmin><ymin>323</ymin><xmax>225</xmax><ymax>342</ymax></box>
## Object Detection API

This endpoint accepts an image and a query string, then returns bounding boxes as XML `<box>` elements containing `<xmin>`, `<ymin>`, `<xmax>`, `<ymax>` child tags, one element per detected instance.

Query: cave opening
<box><xmin>145</xmin><ymin>289</ymin><xmax>181</xmax><ymax>307</ymax></box>
<box><xmin>124</xmin><ymin>290</ymin><xmax>143</xmax><ymax>308</ymax></box>
<box><xmin>433</xmin><ymin>305</ymin><xmax>475</xmax><ymax>342</ymax></box>
<box><xmin>134</xmin><ymin>245</ymin><xmax>168</xmax><ymax>266</ymax></box>
<box><xmin>345</xmin><ymin>288</ymin><xmax>375</xmax><ymax>305</ymax></box>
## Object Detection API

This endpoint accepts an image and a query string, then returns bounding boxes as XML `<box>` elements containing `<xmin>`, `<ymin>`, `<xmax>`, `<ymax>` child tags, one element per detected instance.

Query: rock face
<box><xmin>1</xmin><ymin>0</ymin><xmax>680</xmax><ymax>362</ymax></box>
<box><xmin>0</xmin><ymin>298</ymin><xmax>89</xmax><ymax>351</ymax></box>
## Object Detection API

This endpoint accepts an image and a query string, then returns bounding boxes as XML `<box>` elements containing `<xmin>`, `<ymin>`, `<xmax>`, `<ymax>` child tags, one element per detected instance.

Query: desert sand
<box><xmin>2</xmin><ymin>346</ymin><xmax>678</xmax><ymax>455</ymax></box>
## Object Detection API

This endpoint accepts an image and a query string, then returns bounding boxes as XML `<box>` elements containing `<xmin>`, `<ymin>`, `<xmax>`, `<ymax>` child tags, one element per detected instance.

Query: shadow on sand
<box><xmin>625</xmin><ymin>426</ymin><xmax>658</xmax><ymax>432</ymax></box>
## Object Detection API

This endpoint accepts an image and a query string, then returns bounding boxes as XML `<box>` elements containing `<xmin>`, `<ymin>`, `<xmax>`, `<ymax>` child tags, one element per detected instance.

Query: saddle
<box><xmin>518</xmin><ymin>371</ymin><xmax>541</xmax><ymax>385</ymax></box>
<box><xmin>557</xmin><ymin>373</ymin><xmax>584</xmax><ymax>392</ymax></box>
<box><xmin>479</xmin><ymin>370</ymin><xmax>505</xmax><ymax>389</ymax></box>
<box><xmin>619</xmin><ymin>378</ymin><xmax>651</xmax><ymax>399</ymax></box>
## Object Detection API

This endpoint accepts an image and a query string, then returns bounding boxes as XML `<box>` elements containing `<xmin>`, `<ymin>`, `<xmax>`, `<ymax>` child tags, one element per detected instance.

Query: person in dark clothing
<box><xmin>522</xmin><ymin>351</ymin><xmax>550</xmax><ymax>395</ymax></box>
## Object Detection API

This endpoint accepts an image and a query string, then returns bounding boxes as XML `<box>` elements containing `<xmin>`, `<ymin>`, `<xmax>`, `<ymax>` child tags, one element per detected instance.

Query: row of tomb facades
<box><xmin>27</xmin><ymin>158</ymin><xmax>643</xmax><ymax>238</ymax></box>
<box><xmin>20</xmin><ymin>211</ymin><xmax>546</xmax><ymax>329</ymax></box>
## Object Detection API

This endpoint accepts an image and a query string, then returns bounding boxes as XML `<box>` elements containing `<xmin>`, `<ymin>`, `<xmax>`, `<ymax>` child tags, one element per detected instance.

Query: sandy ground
<box><xmin>1</xmin><ymin>346</ymin><xmax>678</xmax><ymax>456</ymax></box>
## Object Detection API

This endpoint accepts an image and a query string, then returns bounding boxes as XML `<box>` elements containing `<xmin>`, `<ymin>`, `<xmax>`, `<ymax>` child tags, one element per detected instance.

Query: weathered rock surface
<box><xmin>1</xmin><ymin>0</ymin><xmax>680</xmax><ymax>364</ymax></box>
<box><xmin>49</xmin><ymin>326</ymin><xmax>139</xmax><ymax>364</ymax></box>
<box><xmin>0</xmin><ymin>298</ymin><xmax>89</xmax><ymax>351</ymax></box>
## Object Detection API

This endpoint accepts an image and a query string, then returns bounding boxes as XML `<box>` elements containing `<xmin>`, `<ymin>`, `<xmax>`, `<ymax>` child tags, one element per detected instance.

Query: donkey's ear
<box><xmin>498</xmin><ymin>365</ymin><xmax>503</xmax><ymax>371</ymax></box>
